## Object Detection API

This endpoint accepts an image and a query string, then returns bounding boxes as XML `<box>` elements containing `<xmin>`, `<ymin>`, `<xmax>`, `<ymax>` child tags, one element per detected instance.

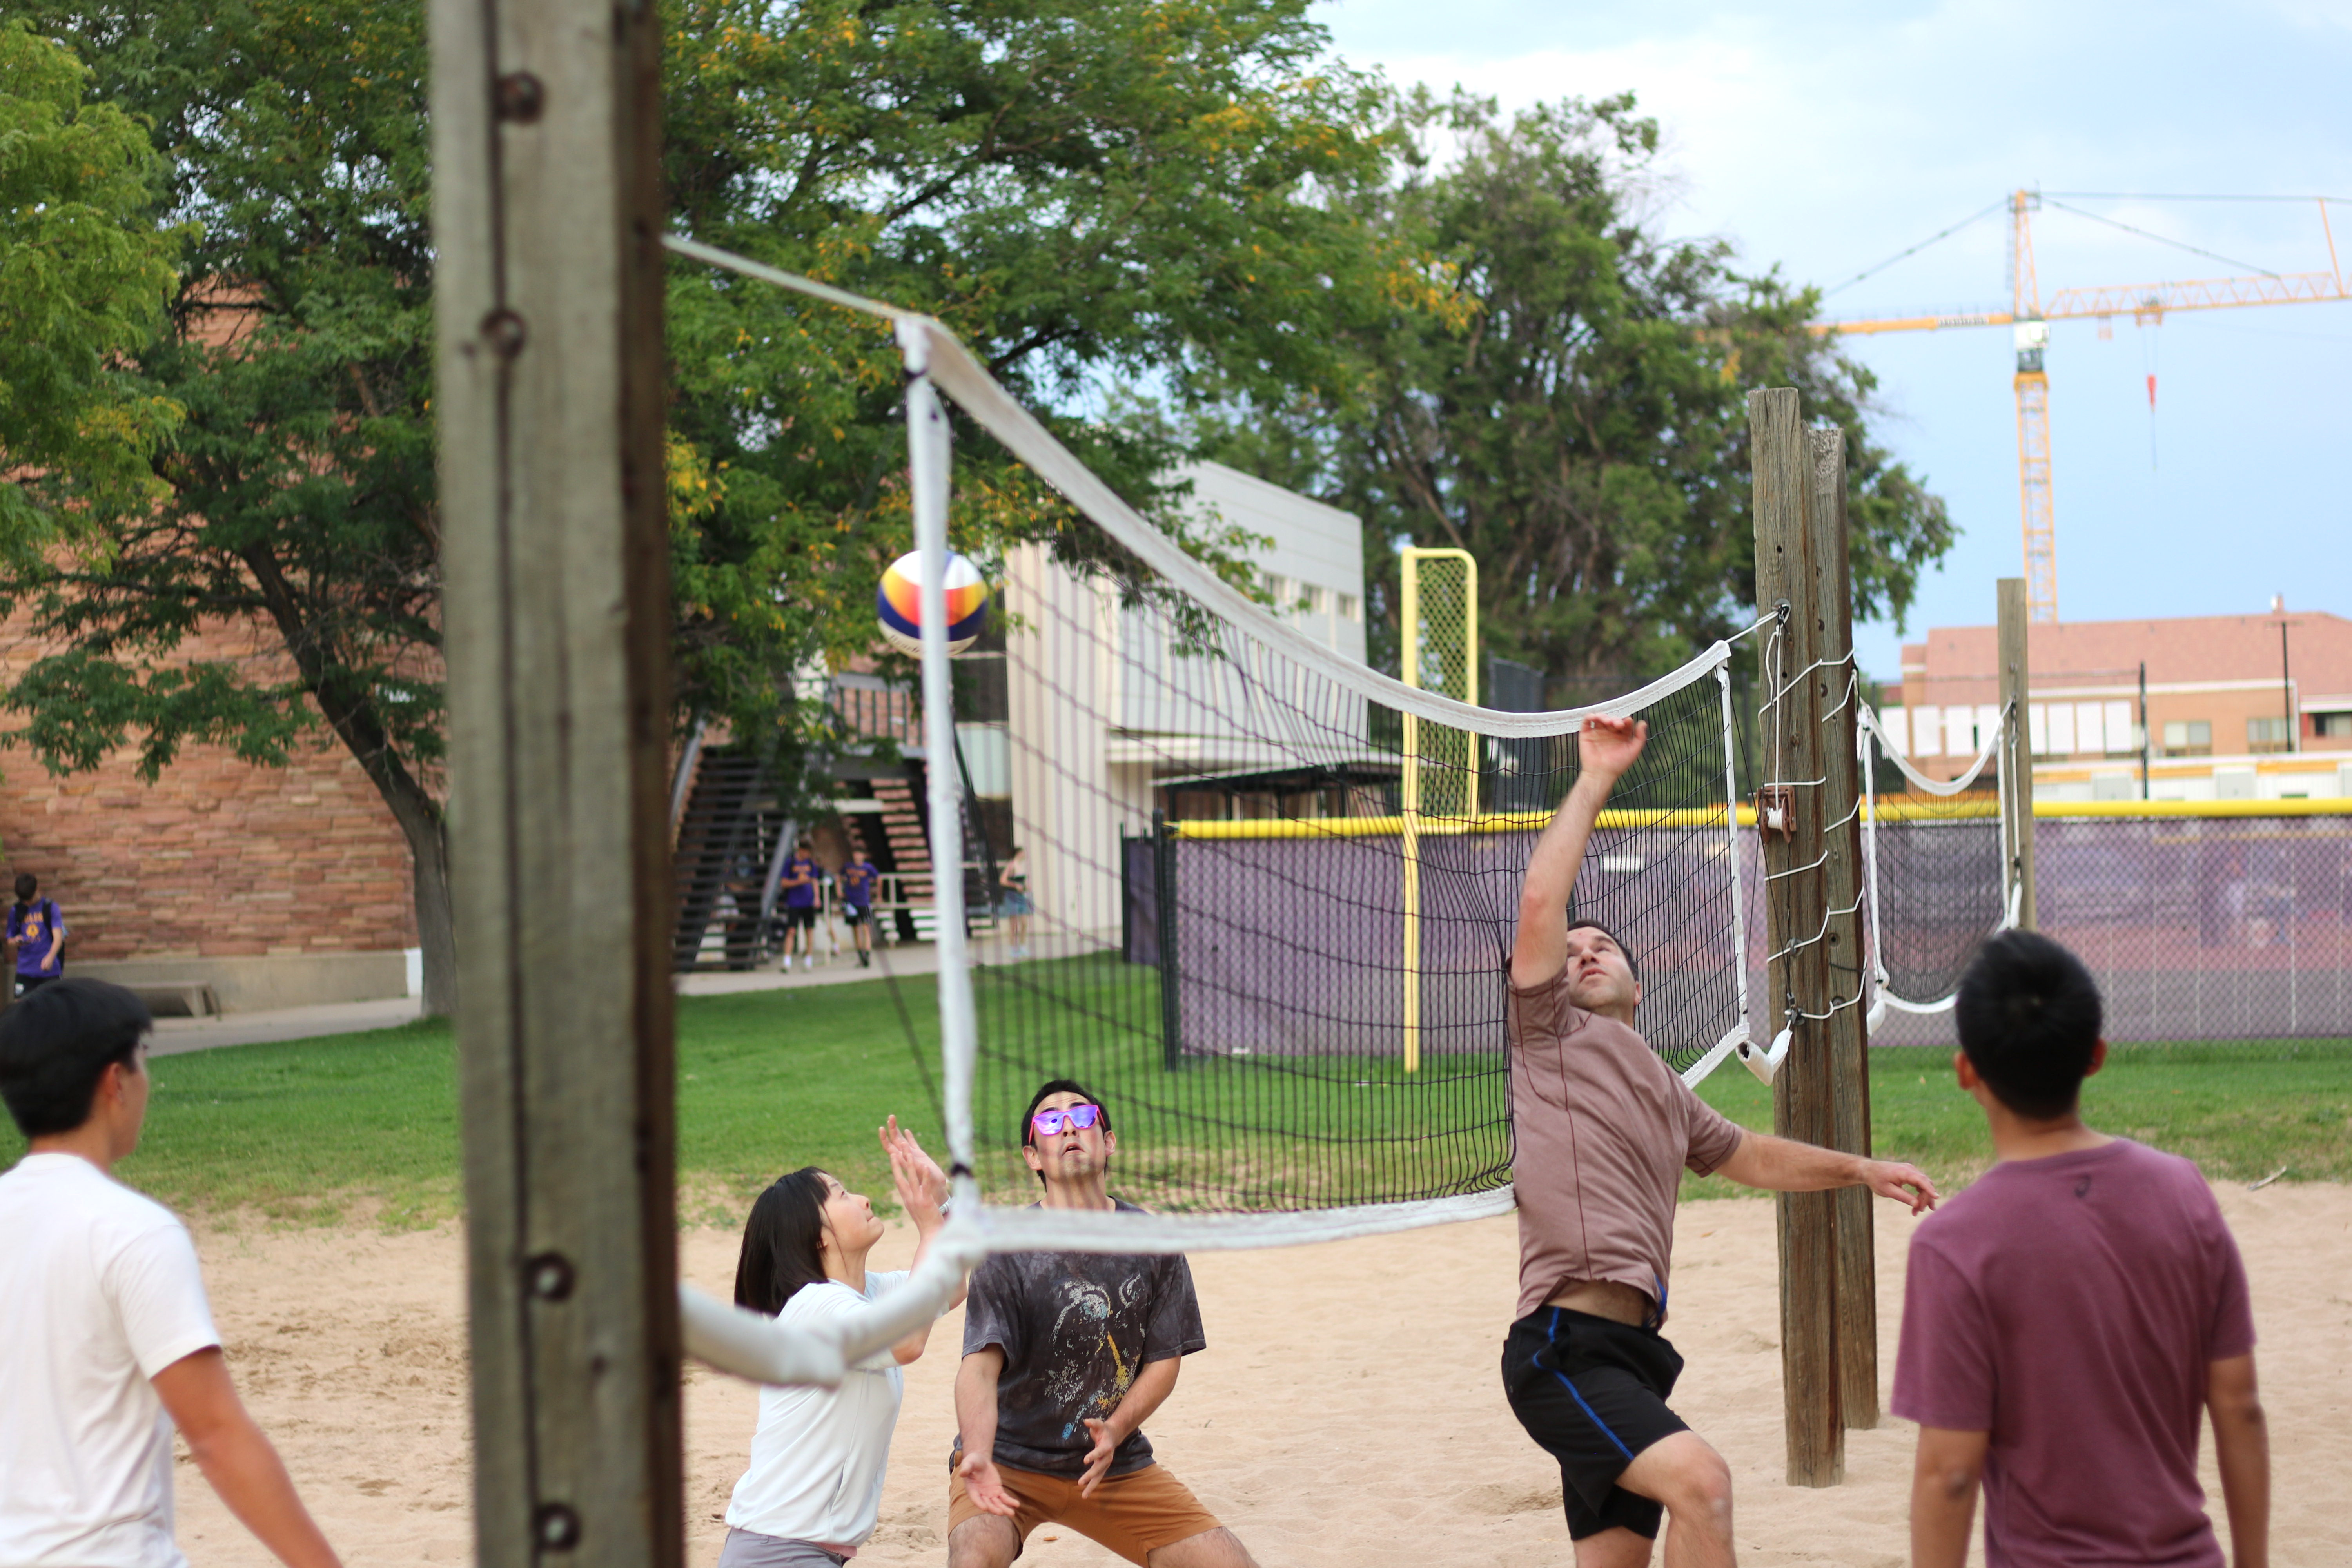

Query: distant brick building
<box><xmin>1882</xmin><ymin>604</ymin><xmax>2352</xmax><ymax>801</ymax></box>
<box><xmin>0</xmin><ymin>611</ymin><xmax>417</xmax><ymax>1011</ymax></box>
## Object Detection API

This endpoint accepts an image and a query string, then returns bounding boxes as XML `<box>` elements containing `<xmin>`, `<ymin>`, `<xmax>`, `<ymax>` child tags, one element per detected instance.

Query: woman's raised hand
<box><xmin>879</xmin><ymin>1115</ymin><xmax>949</xmax><ymax>1228</ymax></box>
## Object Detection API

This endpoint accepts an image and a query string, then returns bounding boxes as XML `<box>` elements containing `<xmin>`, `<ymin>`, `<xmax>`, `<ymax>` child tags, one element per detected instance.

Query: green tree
<box><xmin>1194</xmin><ymin>90</ymin><xmax>1953</xmax><ymax>694</ymax></box>
<box><xmin>7</xmin><ymin>1</ymin><xmax>455</xmax><ymax>1003</ymax></box>
<box><xmin>0</xmin><ymin>19</ymin><xmax>181</xmax><ymax>544</ymax></box>
<box><xmin>10</xmin><ymin>0</ymin><xmax>1430</xmax><ymax>1012</ymax></box>
<box><xmin>658</xmin><ymin>0</ymin><xmax>1439</xmax><ymax>724</ymax></box>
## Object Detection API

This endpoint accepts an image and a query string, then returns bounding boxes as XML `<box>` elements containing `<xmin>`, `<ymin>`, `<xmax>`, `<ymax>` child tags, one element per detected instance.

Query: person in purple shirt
<box><xmin>1895</xmin><ymin>930</ymin><xmax>2269</xmax><ymax>1568</ymax></box>
<box><xmin>7</xmin><ymin>874</ymin><xmax>66</xmax><ymax>997</ymax></box>
<box><xmin>837</xmin><ymin>847</ymin><xmax>880</xmax><ymax>969</ymax></box>
<box><xmin>776</xmin><ymin>839</ymin><xmax>822</xmax><ymax>973</ymax></box>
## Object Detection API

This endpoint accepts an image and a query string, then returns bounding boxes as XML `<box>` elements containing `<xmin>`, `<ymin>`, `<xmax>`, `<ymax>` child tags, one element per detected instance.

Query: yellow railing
<box><xmin>1169</xmin><ymin>796</ymin><xmax>2352</xmax><ymax>840</ymax></box>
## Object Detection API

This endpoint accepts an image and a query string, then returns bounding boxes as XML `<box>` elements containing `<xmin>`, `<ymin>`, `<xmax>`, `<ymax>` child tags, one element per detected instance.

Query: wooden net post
<box><xmin>1809</xmin><ymin>426</ymin><xmax>1879</xmax><ymax>1432</ymax></box>
<box><xmin>1749</xmin><ymin>388</ymin><xmax>1844</xmax><ymax>1487</ymax></box>
<box><xmin>1997</xmin><ymin>578</ymin><xmax>2038</xmax><ymax>931</ymax></box>
<box><xmin>430</xmin><ymin>0</ymin><xmax>683</xmax><ymax>1561</ymax></box>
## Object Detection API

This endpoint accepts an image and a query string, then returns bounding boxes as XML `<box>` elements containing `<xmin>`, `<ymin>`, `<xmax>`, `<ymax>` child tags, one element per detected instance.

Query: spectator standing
<box><xmin>777</xmin><ymin>839</ymin><xmax>823</xmax><ymax>973</ymax></box>
<box><xmin>996</xmin><ymin>848</ymin><xmax>1032</xmax><ymax>962</ymax></box>
<box><xmin>9</xmin><ymin>874</ymin><xmax>65</xmax><ymax>998</ymax></box>
<box><xmin>838</xmin><ymin>846</ymin><xmax>880</xmax><ymax>969</ymax></box>
<box><xmin>0</xmin><ymin>978</ymin><xmax>343</xmax><ymax>1568</ymax></box>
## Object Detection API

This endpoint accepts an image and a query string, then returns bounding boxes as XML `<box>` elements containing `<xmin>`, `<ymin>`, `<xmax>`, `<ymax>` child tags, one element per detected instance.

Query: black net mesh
<box><xmin>1867</xmin><ymin>784</ymin><xmax>2007</xmax><ymax>1011</ymax></box>
<box><xmin>965</xmin><ymin>549</ymin><xmax>1746</xmax><ymax>1213</ymax></box>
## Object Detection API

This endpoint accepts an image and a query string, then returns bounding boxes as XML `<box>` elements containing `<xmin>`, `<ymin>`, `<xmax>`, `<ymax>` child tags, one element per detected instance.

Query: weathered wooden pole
<box><xmin>431</xmin><ymin>0</ymin><xmax>684</xmax><ymax>1561</ymax></box>
<box><xmin>1997</xmin><ymin>579</ymin><xmax>2038</xmax><ymax>930</ymax></box>
<box><xmin>1809</xmin><ymin>426</ymin><xmax>1878</xmax><ymax>1432</ymax></box>
<box><xmin>1749</xmin><ymin>388</ymin><xmax>1844</xmax><ymax>1486</ymax></box>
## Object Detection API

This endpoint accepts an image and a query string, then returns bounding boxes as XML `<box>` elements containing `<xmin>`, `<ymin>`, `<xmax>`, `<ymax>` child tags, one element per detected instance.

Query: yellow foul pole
<box><xmin>1397</xmin><ymin>548</ymin><xmax>1478</xmax><ymax>1076</ymax></box>
<box><xmin>1399</xmin><ymin>555</ymin><xmax>1423</xmax><ymax>1075</ymax></box>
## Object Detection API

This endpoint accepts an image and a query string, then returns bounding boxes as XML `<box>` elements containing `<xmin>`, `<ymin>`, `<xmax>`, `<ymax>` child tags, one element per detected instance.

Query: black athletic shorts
<box><xmin>840</xmin><ymin>904</ymin><xmax>870</xmax><ymax>925</ymax></box>
<box><xmin>1501</xmin><ymin>1307</ymin><xmax>1689</xmax><ymax>1541</ymax></box>
<box><xmin>781</xmin><ymin>906</ymin><xmax>817</xmax><ymax>930</ymax></box>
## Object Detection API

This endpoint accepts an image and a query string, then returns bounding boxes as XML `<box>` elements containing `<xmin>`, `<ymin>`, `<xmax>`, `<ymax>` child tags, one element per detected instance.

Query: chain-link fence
<box><xmin>1846</xmin><ymin>809</ymin><xmax>2352</xmax><ymax>1044</ymax></box>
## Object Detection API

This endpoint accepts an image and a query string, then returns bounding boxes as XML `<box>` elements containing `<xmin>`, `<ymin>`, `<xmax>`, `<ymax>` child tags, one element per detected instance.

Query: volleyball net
<box><xmin>659</xmin><ymin>235</ymin><xmax>1780</xmax><ymax>1380</ymax></box>
<box><xmin>1857</xmin><ymin>700</ymin><xmax>2020</xmax><ymax>1029</ymax></box>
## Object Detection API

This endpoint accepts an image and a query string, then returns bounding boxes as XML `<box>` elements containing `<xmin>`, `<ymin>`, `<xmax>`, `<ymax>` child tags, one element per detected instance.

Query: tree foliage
<box><xmin>5</xmin><ymin>0</ymin><xmax>1430</xmax><ymax>1010</ymax></box>
<box><xmin>0</xmin><ymin>19</ymin><xmax>181</xmax><ymax>544</ymax></box>
<box><xmin>658</xmin><ymin>0</ymin><xmax>1439</xmax><ymax>727</ymax></box>
<box><xmin>1191</xmin><ymin>90</ymin><xmax>1954</xmax><ymax>693</ymax></box>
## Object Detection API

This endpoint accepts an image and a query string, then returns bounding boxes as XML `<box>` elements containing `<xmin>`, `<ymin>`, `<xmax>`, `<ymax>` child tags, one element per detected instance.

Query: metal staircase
<box><xmin>669</xmin><ymin>748</ymin><xmax>777</xmax><ymax>970</ymax></box>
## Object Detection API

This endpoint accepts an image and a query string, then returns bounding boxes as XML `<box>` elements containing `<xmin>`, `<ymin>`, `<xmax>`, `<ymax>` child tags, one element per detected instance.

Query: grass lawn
<box><xmin>4</xmin><ymin>969</ymin><xmax>2347</xmax><ymax>1226</ymax></box>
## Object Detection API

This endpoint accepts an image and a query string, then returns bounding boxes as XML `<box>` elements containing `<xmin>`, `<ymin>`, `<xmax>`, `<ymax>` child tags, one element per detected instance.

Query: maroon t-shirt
<box><xmin>1891</xmin><ymin>1138</ymin><xmax>2255</xmax><ymax>1568</ymax></box>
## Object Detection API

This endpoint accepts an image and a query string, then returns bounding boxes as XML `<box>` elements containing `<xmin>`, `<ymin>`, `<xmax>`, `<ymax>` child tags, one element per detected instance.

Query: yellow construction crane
<box><xmin>1813</xmin><ymin>191</ymin><xmax>2349</xmax><ymax>622</ymax></box>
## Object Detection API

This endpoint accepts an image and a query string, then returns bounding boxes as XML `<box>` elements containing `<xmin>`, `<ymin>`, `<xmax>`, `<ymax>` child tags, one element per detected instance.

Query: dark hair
<box><xmin>12</xmin><ymin>873</ymin><xmax>36</xmax><ymax>907</ymax></box>
<box><xmin>0</xmin><ymin>978</ymin><xmax>153</xmax><ymax>1138</ymax></box>
<box><xmin>1955</xmin><ymin>930</ymin><xmax>2104</xmax><ymax>1120</ymax></box>
<box><xmin>1565</xmin><ymin>918</ymin><xmax>1639</xmax><ymax>982</ymax></box>
<box><xmin>1021</xmin><ymin>1078</ymin><xmax>1111</xmax><ymax>1185</ymax></box>
<box><xmin>733</xmin><ymin>1167</ymin><xmax>832</xmax><ymax>1314</ymax></box>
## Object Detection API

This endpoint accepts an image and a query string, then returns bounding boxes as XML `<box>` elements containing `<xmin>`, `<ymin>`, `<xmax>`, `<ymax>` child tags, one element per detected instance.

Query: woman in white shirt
<box><xmin>719</xmin><ymin>1117</ymin><xmax>965</xmax><ymax>1567</ymax></box>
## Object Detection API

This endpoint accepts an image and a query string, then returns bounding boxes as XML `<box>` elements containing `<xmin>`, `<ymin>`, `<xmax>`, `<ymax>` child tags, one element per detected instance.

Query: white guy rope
<box><xmin>1858</xmin><ymin>701</ymin><xmax>2008</xmax><ymax>797</ymax></box>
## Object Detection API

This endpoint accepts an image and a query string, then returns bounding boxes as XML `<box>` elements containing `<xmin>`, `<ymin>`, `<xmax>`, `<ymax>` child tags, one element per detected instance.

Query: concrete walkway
<box><xmin>144</xmin><ymin>938</ymin><xmax>969</xmax><ymax>1053</ymax></box>
<box><xmin>677</xmin><ymin>940</ymin><xmax>944</xmax><ymax>995</ymax></box>
<box><xmin>149</xmin><ymin>995</ymin><xmax>426</xmax><ymax>1057</ymax></box>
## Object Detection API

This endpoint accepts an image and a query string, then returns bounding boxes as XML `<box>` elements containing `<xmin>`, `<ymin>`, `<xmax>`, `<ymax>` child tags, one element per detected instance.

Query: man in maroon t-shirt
<box><xmin>1503</xmin><ymin>715</ymin><xmax>1940</xmax><ymax>1568</ymax></box>
<box><xmin>1894</xmin><ymin>931</ymin><xmax>2269</xmax><ymax>1568</ymax></box>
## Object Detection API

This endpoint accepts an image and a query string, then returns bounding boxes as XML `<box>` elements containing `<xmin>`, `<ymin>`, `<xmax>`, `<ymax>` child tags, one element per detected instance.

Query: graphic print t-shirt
<box><xmin>839</xmin><ymin>863</ymin><xmax>877</xmax><ymax>909</ymax></box>
<box><xmin>958</xmin><ymin>1200</ymin><xmax>1205</xmax><ymax>1477</ymax></box>
<box><xmin>9</xmin><ymin>900</ymin><xmax>64</xmax><ymax>977</ymax></box>
<box><xmin>780</xmin><ymin>855</ymin><xmax>820</xmax><ymax>909</ymax></box>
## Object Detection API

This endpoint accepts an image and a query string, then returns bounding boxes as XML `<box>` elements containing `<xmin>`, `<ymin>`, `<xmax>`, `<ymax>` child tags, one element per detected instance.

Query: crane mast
<box><xmin>2010</xmin><ymin>191</ymin><xmax>2058</xmax><ymax>621</ymax></box>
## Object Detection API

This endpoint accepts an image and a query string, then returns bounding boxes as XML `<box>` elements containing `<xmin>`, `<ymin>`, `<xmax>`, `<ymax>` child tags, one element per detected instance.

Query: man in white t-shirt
<box><xmin>0</xmin><ymin>978</ymin><xmax>343</xmax><ymax>1568</ymax></box>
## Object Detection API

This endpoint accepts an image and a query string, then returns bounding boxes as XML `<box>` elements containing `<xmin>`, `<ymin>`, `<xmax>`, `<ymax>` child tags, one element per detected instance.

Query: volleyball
<box><xmin>877</xmin><ymin>550</ymin><xmax>989</xmax><ymax>657</ymax></box>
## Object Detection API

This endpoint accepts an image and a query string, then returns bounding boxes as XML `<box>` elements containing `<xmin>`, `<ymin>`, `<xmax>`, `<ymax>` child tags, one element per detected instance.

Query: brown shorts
<box><xmin>946</xmin><ymin>1458</ymin><xmax>1221</xmax><ymax>1564</ymax></box>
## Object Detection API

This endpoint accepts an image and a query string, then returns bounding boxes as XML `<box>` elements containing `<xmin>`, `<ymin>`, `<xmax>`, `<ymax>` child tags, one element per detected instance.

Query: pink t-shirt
<box><xmin>1891</xmin><ymin>1138</ymin><xmax>2255</xmax><ymax>1568</ymax></box>
<box><xmin>1507</xmin><ymin>971</ymin><xmax>1746</xmax><ymax>1323</ymax></box>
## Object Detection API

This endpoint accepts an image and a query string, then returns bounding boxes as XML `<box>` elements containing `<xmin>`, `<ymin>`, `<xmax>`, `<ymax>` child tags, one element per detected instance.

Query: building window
<box><xmin>2161</xmin><ymin>719</ymin><xmax>2212</xmax><ymax>757</ymax></box>
<box><xmin>1336</xmin><ymin>593</ymin><xmax>1361</xmax><ymax>622</ymax></box>
<box><xmin>2316</xmin><ymin>711</ymin><xmax>2352</xmax><ymax>738</ymax></box>
<box><xmin>1261</xmin><ymin>572</ymin><xmax>1292</xmax><ymax>609</ymax></box>
<box><xmin>1306</xmin><ymin>584</ymin><xmax>1332</xmax><ymax>615</ymax></box>
<box><xmin>2247</xmin><ymin>716</ymin><xmax>2292</xmax><ymax>753</ymax></box>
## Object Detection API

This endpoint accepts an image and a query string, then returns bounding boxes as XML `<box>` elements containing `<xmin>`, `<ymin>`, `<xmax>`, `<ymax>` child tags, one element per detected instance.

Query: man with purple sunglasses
<box><xmin>946</xmin><ymin>1079</ymin><xmax>1258</xmax><ymax>1568</ymax></box>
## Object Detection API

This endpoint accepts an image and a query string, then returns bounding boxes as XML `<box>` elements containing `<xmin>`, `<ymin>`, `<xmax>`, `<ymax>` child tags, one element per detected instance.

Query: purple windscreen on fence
<box><xmin>1147</xmin><ymin>815</ymin><xmax>2352</xmax><ymax>1063</ymax></box>
<box><xmin>1854</xmin><ymin>813</ymin><xmax>2352</xmax><ymax>1044</ymax></box>
<box><xmin>1163</xmin><ymin>818</ymin><xmax>1749</xmax><ymax>1074</ymax></box>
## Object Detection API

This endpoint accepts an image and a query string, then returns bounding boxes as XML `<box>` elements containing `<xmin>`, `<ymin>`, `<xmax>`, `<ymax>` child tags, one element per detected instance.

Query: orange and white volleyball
<box><xmin>877</xmin><ymin>550</ymin><xmax>989</xmax><ymax>656</ymax></box>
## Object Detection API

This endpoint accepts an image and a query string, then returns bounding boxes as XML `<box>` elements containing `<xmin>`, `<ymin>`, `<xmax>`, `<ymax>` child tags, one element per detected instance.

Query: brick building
<box><xmin>0</xmin><ymin>611</ymin><xmax>418</xmax><ymax>1011</ymax></box>
<box><xmin>1880</xmin><ymin>603</ymin><xmax>2352</xmax><ymax>801</ymax></box>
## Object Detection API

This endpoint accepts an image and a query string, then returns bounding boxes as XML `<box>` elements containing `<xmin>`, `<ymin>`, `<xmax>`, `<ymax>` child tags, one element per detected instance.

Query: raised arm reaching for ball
<box><xmin>1511</xmin><ymin>714</ymin><xmax>1648</xmax><ymax>991</ymax></box>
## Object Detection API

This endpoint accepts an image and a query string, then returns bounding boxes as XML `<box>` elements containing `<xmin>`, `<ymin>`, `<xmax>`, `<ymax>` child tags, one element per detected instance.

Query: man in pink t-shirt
<box><xmin>1502</xmin><ymin>716</ymin><xmax>1940</xmax><ymax>1568</ymax></box>
<box><xmin>1893</xmin><ymin>931</ymin><xmax>2270</xmax><ymax>1568</ymax></box>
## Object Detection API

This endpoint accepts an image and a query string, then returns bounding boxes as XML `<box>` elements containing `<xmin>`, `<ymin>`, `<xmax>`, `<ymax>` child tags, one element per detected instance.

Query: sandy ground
<box><xmin>173</xmin><ymin>1182</ymin><xmax>2352</xmax><ymax>1568</ymax></box>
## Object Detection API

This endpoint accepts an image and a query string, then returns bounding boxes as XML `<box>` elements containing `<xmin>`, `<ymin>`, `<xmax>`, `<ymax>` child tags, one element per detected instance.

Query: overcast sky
<box><xmin>1312</xmin><ymin>0</ymin><xmax>2352</xmax><ymax>680</ymax></box>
